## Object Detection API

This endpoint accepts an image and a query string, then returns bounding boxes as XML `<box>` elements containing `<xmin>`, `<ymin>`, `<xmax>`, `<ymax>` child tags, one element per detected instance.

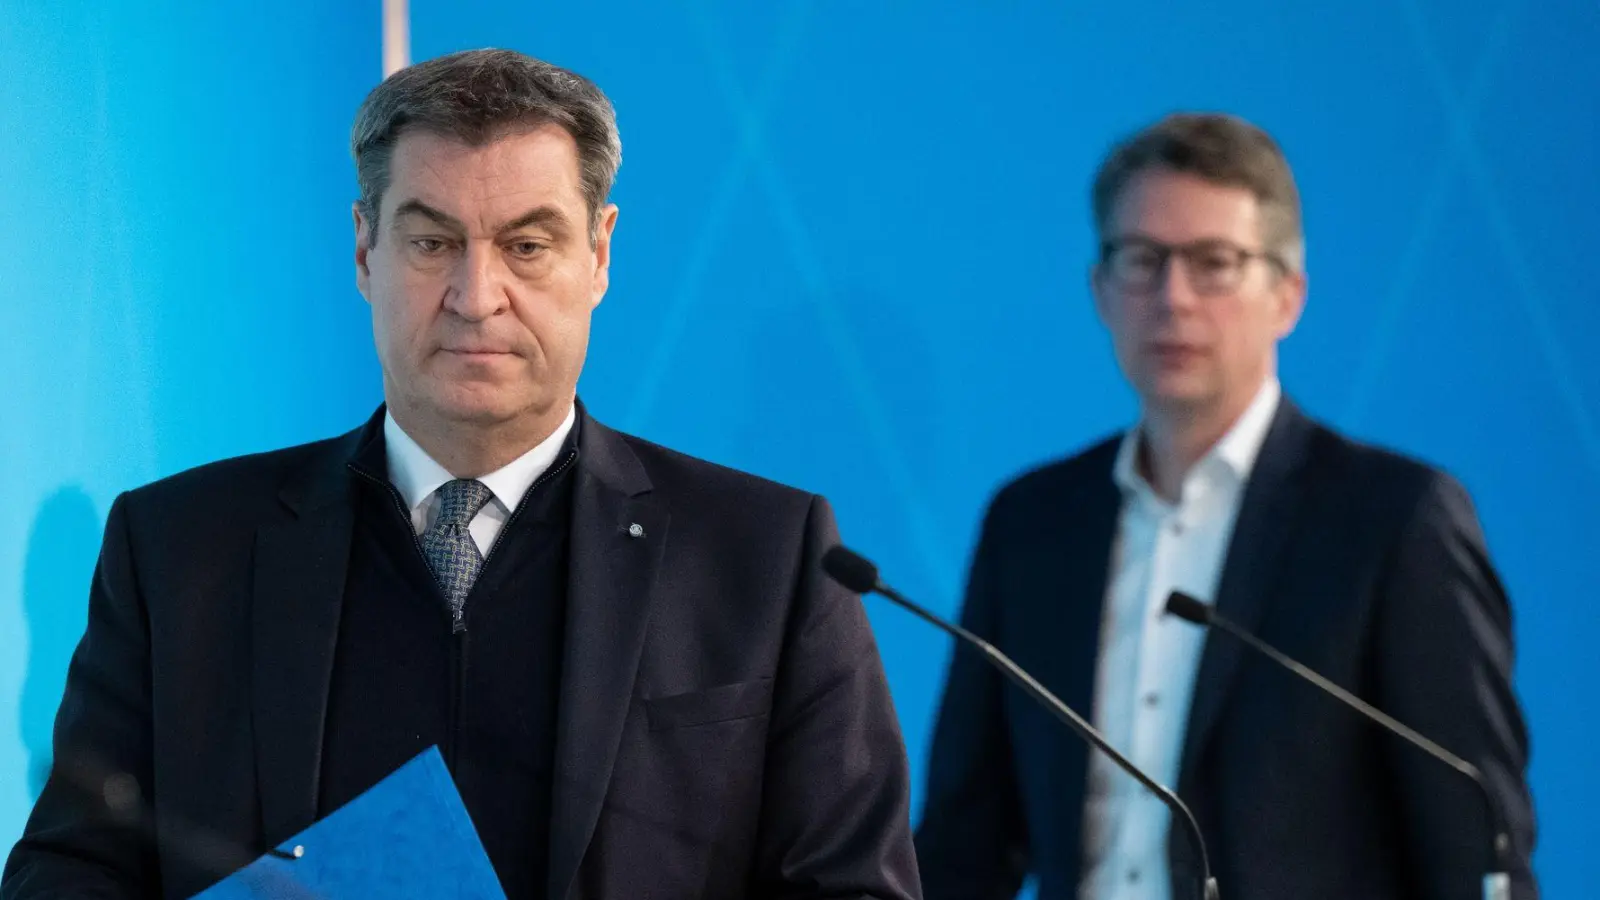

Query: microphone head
<box><xmin>821</xmin><ymin>545</ymin><xmax>880</xmax><ymax>594</ymax></box>
<box><xmin>1165</xmin><ymin>591</ymin><xmax>1214</xmax><ymax>626</ymax></box>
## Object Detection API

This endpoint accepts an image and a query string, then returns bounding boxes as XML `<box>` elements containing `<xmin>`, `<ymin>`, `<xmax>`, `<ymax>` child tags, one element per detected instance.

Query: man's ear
<box><xmin>588</xmin><ymin>203</ymin><xmax>620</xmax><ymax>308</ymax></box>
<box><xmin>1090</xmin><ymin>263</ymin><xmax>1114</xmax><ymax>327</ymax></box>
<box><xmin>1272</xmin><ymin>268</ymin><xmax>1307</xmax><ymax>340</ymax></box>
<box><xmin>353</xmin><ymin>202</ymin><xmax>373</xmax><ymax>302</ymax></box>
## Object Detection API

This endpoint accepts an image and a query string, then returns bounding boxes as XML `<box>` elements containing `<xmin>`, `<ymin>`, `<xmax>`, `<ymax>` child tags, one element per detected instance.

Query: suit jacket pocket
<box><xmin>645</xmin><ymin>678</ymin><xmax>774</xmax><ymax>732</ymax></box>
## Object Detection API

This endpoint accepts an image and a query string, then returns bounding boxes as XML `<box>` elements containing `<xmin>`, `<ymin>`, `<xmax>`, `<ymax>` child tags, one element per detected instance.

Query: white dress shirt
<box><xmin>1079</xmin><ymin>378</ymin><xmax>1281</xmax><ymax>900</ymax></box>
<box><xmin>383</xmin><ymin>405</ymin><xmax>577</xmax><ymax>557</ymax></box>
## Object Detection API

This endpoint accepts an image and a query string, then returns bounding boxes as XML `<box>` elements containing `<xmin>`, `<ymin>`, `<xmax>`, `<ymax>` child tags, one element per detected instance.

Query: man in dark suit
<box><xmin>914</xmin><ymin>113</ymin><xmax>1537</xmax><ymax>900</ymax></box>
<box><xmin>3</xmin><ymin>49</ymin><xmax>920</xmax><ymax>900</ymax></box>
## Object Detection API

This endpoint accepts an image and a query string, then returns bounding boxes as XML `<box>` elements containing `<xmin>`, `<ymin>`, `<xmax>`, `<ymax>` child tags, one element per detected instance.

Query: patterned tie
<box><xmin>421</xmin><ymin>479</ymin><xmax>493</xmax><ymax>628</ymax></box>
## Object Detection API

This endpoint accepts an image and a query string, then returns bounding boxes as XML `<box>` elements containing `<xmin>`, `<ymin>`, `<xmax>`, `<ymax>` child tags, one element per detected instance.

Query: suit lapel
<box><xmin>547</xmin><ymin>414</ymin><xmax>667</xmax><ymax>900</ymax></box>
<box><xmin>252</xmin><ymin>514</ymin><xmax>353</xmax><ymax>843</ymax></box>
<box><xmin>1178</xmin><ymin>402</ymin><xmax>1315</xmax><ymax>785</ymax></box>
<box><xmin>1031</xmin><ymin>454</ymin><xmax>1124</xmax><ymax>824</ymax></box>
<box><xmin>251</xmin><ymin>421</ymin><xmax>371</xmax><ymax>845</ymax></box>
<box><xmin>1019</xmin><ymin>450</ymin><xmax>1123</xmax><ymax>728</ymax></box>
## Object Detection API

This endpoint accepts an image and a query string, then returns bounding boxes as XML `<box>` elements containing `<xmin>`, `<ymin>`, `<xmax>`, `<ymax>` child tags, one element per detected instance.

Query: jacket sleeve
<box><xmin>1372</xmin><ymin>472</ymin><xmax>1538</xmax><ymax>899</ymax></box>
<box><xmin>913</xmin><ymin>498</ymin><xmax>1030</xmax><ymax>900</ymax></box>
<box><xmin>749</xmin><ymin>494</ymin><xmax>923</xmax><ymax>899</ymax></box>
<box><xmin>3</xmin><ymin>493</ymin><xmax>161</xmax><ymax>899</ymax></box>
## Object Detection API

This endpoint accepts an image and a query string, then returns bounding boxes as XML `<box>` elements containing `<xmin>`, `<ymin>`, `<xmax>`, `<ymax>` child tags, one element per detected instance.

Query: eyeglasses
<box><xmin>1099</xmin><ymin>237</ymin><xmax>1287</xmax><ymax>296</ymax></box>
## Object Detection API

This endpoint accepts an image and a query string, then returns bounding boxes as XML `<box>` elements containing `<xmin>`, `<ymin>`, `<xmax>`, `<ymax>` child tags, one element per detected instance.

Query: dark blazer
<box><xmin>3</xmin><ymin>405</ymin><xmax>921</xmax><ymax>900</ymax></box>
<box><xmin>914</xmin><ymin>399</ymin><xmax>1537</xmax><ymax>900</ymax></box>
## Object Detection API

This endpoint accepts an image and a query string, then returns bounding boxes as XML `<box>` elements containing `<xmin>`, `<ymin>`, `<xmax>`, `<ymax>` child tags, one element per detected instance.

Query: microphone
<box><xmin>1164</xmin><ymin>591</ymin><xmax>1514</xmax><ymax>900</ymax></box>
<box><xmin>823</xmin><ymin>545</ymin><xmax>1220</xmax><ymax>900</ymax></box>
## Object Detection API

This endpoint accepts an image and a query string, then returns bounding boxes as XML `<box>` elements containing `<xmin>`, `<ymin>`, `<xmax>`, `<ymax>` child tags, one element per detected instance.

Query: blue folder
<box><xmin>193</xmin><ymin>746</ymin><xmax>505</xmax><ymax>899</ymax></box>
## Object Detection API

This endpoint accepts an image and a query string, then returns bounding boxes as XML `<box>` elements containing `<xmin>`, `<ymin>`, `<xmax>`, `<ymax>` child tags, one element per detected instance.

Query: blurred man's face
<box><xmin>1092</xmin><ymin>168</ymin><xmax>1304</xmax><ymax>418</ymax></box>
<box><xmin>355</xmin><ymin>124</ymin><xmax>616</xmax><ymax>433</ymax></box>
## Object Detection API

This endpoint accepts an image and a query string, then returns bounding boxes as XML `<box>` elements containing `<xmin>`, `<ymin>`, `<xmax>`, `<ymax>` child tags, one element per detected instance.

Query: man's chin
<box><xmin>437</xmin><ymin>404</ymin><xmax>518</xmax><ymax>426</ymax></box>
<box><xmin>1140</xmin><ymin>374</ymin><xmax>1217</xmax><ymax>412</ymax></box>
<box><xmin>424</xmin><ymin>387</ymin><xmax>533</xmax><ymax>426</ymax></box>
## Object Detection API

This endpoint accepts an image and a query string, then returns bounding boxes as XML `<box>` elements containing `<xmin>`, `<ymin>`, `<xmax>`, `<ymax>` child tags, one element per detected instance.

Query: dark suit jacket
<box><xmin>3</xmin><ymin>405</ymin><xmax>921</xmax><ymax>900</ymax></box>
<box><xmin>915</xmin><ymin>399</ymin><xmax>1537</xmax><ymax>900</ymax></box>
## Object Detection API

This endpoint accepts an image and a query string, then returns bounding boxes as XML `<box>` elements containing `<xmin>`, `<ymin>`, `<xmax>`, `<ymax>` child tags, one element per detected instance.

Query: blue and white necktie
<box><xmin>421</xmin><ymin>478</ymin><xmax>493</xmax><ymax>628</ymax></box>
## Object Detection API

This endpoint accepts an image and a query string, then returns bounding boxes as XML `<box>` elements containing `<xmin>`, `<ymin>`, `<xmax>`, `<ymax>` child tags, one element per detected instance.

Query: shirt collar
<box><xmin>384</xmin><ymin>404</ymin><xmax>578</xmax><ymax>514</ymax></box>
<box><xmin>1113</xmin><ymin>376</ymin><xmax>1282</xmax><ymax>499</ymax></box>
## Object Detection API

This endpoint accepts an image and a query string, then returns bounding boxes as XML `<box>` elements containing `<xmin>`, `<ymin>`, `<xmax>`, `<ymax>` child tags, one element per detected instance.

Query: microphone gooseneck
<box><xmin>824</xmin><ymin>545</ymin><xmax>1220</xmax><ymax>900</ymax></box>
<box><xmin>1164</xmin><ymin>590</ymin><xmax>1515</xmax><ymax>882</ymax></box>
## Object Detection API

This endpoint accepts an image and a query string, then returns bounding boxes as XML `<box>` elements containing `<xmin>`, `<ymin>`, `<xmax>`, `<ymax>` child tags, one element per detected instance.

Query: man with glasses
<box><xmin>913</xmin><ymin>113</ymin><xmax>1538</xmax><ymax>899</ymax></box>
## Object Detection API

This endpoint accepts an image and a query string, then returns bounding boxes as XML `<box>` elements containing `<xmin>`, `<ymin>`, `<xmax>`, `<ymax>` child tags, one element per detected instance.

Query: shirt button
<box><xmin>1127</xmin><ymin>869</ymin><xmax>1142</xmax><ymax>884</ymax></box>
<box><xmin>1169</xmin><ymin>519</ymin><xmax>1184</xmax><ymax>535</ymax></box>
<box><xmin>1143</xmin><ymin>692</ymin><xmax>1161</xmax><ymax>708</ymax></box>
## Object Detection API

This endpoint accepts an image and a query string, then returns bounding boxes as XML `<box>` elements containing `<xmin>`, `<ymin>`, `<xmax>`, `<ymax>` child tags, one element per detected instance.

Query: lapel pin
<box><xmin>628</xmin><ymin>523</ymin><xmax>645</xmax><ymax>539</ymax></box>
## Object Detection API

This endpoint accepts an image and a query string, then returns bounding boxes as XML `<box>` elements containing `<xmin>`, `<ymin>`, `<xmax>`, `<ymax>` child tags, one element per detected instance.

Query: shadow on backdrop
<box><xmin>19</xmin><ymin>486</ymin><xmax>101</xmax><ymax>800</ymax></box>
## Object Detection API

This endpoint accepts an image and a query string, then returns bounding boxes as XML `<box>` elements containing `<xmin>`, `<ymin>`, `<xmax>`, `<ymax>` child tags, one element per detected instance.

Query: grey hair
<box><xmin>350</xmin><ymin>48</ymin><xmax>621</xmax><ymax>246</ymax></box>
<box><xmin>1092</xmin><ymin>112</ymin><xmax>1305</xmax><ymax>273</ymax></box>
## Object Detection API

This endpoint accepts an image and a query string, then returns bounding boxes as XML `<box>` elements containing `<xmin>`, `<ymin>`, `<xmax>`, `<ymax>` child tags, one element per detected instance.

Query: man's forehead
<box><xmin>1111</xmin><ymin>170</ymin><xmax>1261</xmax><ymax>238</ymax></box>
<box><xmin>385</xmin><ymin>125</ymin><xmax>584</xmax><ymax>213</ymax></box>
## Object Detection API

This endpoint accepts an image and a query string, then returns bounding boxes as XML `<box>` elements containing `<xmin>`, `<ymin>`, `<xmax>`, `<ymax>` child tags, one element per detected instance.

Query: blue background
<box><xmin>2</xmin><ymin>0</ymin><xmax>1595</xmax><ymax>894</ymax></box>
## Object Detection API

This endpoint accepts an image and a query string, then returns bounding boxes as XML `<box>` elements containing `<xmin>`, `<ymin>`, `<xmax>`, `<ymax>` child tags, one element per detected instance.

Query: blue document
<box><xmin>193</xmin><ymin>746</ymin><xmax>505</xmax><ymax>899</ymax></box>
